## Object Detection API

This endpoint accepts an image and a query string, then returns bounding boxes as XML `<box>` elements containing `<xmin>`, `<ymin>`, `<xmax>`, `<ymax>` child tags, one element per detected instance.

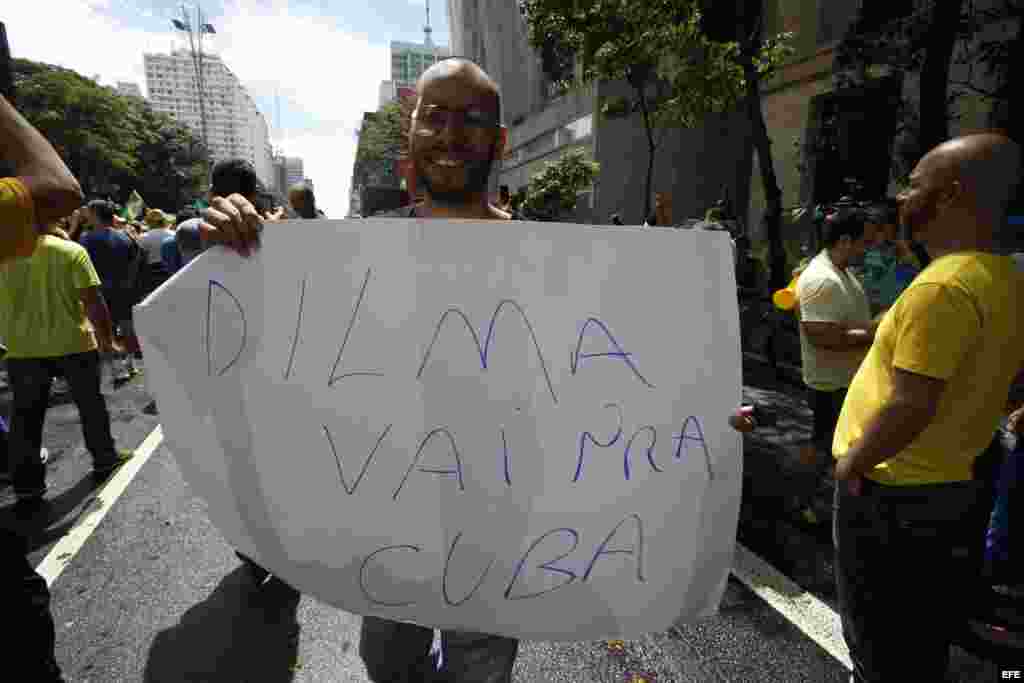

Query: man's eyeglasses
<box><xmin>413</xmin><ymin>105</ymin><xmax>500</xmax><ymax>132</ymax></box>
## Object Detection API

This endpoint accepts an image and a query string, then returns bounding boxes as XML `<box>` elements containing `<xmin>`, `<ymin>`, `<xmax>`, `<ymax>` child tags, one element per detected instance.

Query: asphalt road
<box><xmin>0</xmin><ymin>368</ymin><xmax>1009</xmax><ymax>682</ymax></box>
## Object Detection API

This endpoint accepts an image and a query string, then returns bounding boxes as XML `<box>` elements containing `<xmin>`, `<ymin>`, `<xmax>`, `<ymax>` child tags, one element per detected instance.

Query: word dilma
<box><xmin>358</xmin><ymin>514</ymin><xmax>646</xmax><ymax>608</ymax></box>
<box><xmin>205</xmin><ymin>271</ymin><xmax>657</xmax><ymax>402</ymax></box>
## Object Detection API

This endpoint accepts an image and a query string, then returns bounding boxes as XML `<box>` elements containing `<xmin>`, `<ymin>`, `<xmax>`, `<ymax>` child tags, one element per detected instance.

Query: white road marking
<box><xmin>35</xmin><ymin>426</ymin><xmax>164</xmax><ymax>586</ymax></box>
<box><xmin>731</xmin><ymin>542</ymin><xmax>852</xmax><ymax>670</ymax></box>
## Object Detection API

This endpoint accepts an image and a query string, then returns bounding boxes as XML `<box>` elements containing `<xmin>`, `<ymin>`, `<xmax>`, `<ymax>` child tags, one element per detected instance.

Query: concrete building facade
<box><xmin>380</xmin><ymin>33</ymin><xmax>450</xmax><ymax>109</ymax></box>
<box><xmin>449</xmin><ymin>0</ymin><xmax>1016</xmax><ymax>242</ymax></box>
<box><xmin>749</xmin><ymin>0</ymin><xmax>1013</xmax><ymax>256</ymax></box>
<box><xmin>116</xmin><ymin>82</ymin><xmax>142</xmax><ymax>98</ymax></box>
<box><xmin>448</xmin><ymin>0</ymin><xmax>748</xmax><ymax>224</ymax></box>
<box><xmin>144</xmin><ymin>50</ymin><xmax>274</xmax><ymax>187</ymax></box>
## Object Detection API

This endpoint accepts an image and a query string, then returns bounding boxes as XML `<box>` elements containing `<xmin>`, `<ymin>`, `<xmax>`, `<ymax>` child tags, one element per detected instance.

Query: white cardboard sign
<box><xmin>134</xmin><ymin>218</ymin><xmax>742</xmax><ymax>641</ymax></box>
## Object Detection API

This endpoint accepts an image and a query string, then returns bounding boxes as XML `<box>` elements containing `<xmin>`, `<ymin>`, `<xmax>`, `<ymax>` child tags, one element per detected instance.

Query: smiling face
<box><xmin>409</xmin><ymin>61</ymin><xmax>506</xmax><ymax>207</ymax></box>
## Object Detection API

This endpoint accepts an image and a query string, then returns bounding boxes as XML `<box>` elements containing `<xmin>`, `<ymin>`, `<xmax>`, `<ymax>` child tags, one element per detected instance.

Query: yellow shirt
<box><xmin>0</xmin><ymin>235</ymin><xmax>100</xmax><ymax>359</ymax></box>
<box><xmin>0</xmin><ymin>177</ymin><xmax>40</xmax><ymax>263</ymax></box>
<box><xmin>833</xmin><ymin>252</ymin><xmax>1024</xmax><ymax>485</ymax></box>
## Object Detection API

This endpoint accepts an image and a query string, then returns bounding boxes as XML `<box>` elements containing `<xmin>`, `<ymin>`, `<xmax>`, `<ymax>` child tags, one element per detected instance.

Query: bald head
<box><xmin>416</xmin><ymin>58</ymin><xmax>501</xmax><ymax>120</ymax></box>
<box><xmin>902</xmin><ymin>132</ymin><xmax>1022</xmax><ymax>252</ymax></box>
<box><xmin>923</xmin><ymin>133</ymin><xmax>1022</xmax><ymax>218</ymax></box>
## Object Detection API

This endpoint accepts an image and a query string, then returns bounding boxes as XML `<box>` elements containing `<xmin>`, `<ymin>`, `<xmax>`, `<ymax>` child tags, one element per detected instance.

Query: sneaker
<box><xmin>92</xmin><ymin>448</ymin><xmax>135</xmax><ymax>480</ymax></box>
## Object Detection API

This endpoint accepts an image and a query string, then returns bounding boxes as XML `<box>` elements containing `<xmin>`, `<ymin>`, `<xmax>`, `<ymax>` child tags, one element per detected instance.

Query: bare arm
<box><xmin>801</xmin><ymin>320</ymin><xmax>876</xmax><ymax>350</ymax></box>
<box><xmin>0</xmin><ymin>95</ymin><xmax>83</xmax><ymax>226</ymax></box>
<box><xmin>79</xmin><ymin>286</ymin><xmax>118</xmax><ymax>352</ymax></box>
<box><xmin>835</xmin><ymin>368</ymin><xmax>945</xmax><ymax>481</ymax></box>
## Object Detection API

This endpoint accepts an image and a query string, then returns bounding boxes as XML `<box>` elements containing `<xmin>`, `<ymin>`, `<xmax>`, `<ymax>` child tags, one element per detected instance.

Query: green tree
<box><xmin>521</xmin><ymin>148</ymin><xmax>600</xmax><ymax>220</ymax></box>
<box><xmin>11</xmin><ymin>58</ymin><xmax>206</xmax><ymax>209</ymax></box>
<box><xmin>832</xmin><ymin>0</ymin><xmax>1024</xmax><ymax>191</ymax></box>
<box><xmin>13</xmin><ymin>58</ymin><xmax>140</xmax><ymax>196</ymax></box>
<box><xmin>120</xmin><ymin>99</ymin><xmax>207</xmax><ymax>210</ymax></box>
<box><xmin>833</xmin><ymin>1</ymin><xmax>974</xmax><ymax>185</ymax></box>
<box><xmin>354</xmin><ymin>100</ymin><xmax>407</xmax><ymax>188</ymax></box>
<box><xmin>521</xmin><ymin>0</ymin><xmax>792</xmax><ymax>285</ymax></box>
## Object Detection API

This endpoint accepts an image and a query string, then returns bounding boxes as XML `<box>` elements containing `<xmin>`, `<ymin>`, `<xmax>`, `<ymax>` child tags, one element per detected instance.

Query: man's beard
<box><xmin>415</xmin><ymin>146</ymin><xmax>496</xmax><ymax>205</ymax></box>
<box><xmin>901</xmin><ymin>195</ymin><xmax>939</xmax><ymax>241</ymax></box>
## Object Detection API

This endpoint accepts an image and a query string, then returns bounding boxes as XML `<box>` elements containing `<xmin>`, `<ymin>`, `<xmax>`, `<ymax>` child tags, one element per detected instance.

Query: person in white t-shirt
<box><xmin>796</xmin><ymin>208</ymin><xmax>880</xmax><ymax>472</ymax></box>
<box><xmin>137</xmin><ymin>209</ymin><xmax>175</xmax><ymax>300</ymax></box>
<box><xmin>138</xmin><ymin>209</ymin><xmax>174</xmax><ymax>263</ymax></box>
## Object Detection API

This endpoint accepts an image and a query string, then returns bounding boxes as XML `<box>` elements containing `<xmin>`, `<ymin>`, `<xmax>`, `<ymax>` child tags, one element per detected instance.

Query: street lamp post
<box><xmin>172</xmin><ymin>4</ymin><xmax>216</xmax><ymax>168</ymax></box>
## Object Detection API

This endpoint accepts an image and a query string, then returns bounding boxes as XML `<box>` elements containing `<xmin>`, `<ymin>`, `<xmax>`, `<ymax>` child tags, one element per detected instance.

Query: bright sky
<box><xmin>6</xmin><ymin>0</ymin><xmax>450</xmax><ymax>217</ymax></box>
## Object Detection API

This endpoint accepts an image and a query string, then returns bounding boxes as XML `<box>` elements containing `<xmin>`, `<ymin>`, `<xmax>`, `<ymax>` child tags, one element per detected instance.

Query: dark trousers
<box><xmin>1</xmin><ymin>413</ymin><xmax>9</xmax><ymax>476</ymax></box>
<box><xmin>0</xmin><ymin>528</ymin><xmax>64</xmax><ymax>681</ymax></box>
<box><xmin>833</xmin><ymin>477</ymin><xmax>994</xmax><ymax>682</ymax></box>
<box><xmin>810</xmin><ymin>387</ymin><xmax>847</xmax><ymax>456</ymax></box>
<box><xmin>7</xmin><ymin>351</ymin><xmax>117</xmax><ymax>496</ymax></box>
<box><xmin>360</xmin><ymin>616</ymin><xmax>518</xmax><ymax>683</ymax></box>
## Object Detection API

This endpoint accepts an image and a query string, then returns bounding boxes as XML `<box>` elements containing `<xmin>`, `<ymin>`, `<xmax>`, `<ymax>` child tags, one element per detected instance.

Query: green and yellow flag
<box><xmin>120</xmin><ymin>191</ymin><xmax>146</xmax><ymax>221</ymax></box>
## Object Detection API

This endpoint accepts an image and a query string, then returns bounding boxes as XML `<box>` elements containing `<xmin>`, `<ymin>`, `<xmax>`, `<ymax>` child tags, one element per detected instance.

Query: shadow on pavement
<box><xmin>144</xmin><ymin>567</ymin><xmax>301</xmax><ymax>683</ymax></box>
<box><xmin>0</xmin><ymin>475</ymin><xmax>102</xmax><ymax>552</ymax></box>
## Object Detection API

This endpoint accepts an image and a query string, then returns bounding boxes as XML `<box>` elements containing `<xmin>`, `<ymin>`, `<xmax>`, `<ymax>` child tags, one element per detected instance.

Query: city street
<box><xmin>0</xmin><ymin>366</ymin><xmax>1006</xmax><ymax>682</ymax></box>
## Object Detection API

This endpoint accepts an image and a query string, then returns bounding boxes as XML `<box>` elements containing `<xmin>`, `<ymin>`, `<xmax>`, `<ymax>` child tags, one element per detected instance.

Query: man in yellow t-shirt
<box><xmin>831</xmin><ymin>133</ymin><xmax>1024</xmax><ymax>682</ymax></box>
<box><xmin>0</xmin><ymin>94</ymin><xmax>83</xmax><ymax>264</ymax></box>
<box><xmin>0</xmin><ymin>234</ymin><xmax>128</xmax><ymax>502</ymax></box>
<box><xmin>1</xmin><ymin>92</ymin><xmax>87</xmax><ymax>683</ymax></box>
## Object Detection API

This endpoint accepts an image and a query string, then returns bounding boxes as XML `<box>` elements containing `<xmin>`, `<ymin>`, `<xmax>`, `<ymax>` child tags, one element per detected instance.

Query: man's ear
<box><xmin>938</xmin><ymin>179</ymin><xmax>964</xmax><ymax>210</ymax></box>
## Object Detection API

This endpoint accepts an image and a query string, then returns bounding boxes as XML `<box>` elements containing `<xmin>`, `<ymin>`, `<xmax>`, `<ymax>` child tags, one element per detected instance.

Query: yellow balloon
<box><xmin>772</xmin><ymin>275</ymin><xmax>800</xmax><ymax>311</ymax></box>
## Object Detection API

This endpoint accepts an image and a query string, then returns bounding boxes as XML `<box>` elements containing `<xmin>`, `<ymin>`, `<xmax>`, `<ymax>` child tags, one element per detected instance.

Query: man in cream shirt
<box><xmin>796</xmin><ymin>208</ymin><xmax>878</xmax><ymax>488</ymax></box>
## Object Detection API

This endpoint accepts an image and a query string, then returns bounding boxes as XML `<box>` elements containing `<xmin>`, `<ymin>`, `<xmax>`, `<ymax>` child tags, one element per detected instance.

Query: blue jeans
<box><xmin>359</xmin><ymin>616</ymin><xmax>518</xmax><ymax>683</ymax></box>
<box><xmin>833</xmin><ymin>476</ymin><xmax>994</xmax><ymax>682</ymax></box>
<box><xmin>6</xmin><ymin>351</ymin><xmax>118</xmax><ymax>497</ymax></box>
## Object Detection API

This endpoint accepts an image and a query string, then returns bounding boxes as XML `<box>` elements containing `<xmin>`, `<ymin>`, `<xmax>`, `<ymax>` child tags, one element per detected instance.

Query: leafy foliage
<box><xmin>832</xmin><ymin>1</ymin><xmax>1023</xmax><ymax>184</ymax></box>
<box><xmin>521</xmin><ymin>0</ymin><xmax>794</xmax><ymax>288</ymax></box>
<box><xmin>353</xmin><ymin>99</ymin><xmax>412</xmax><ymax>188</ymax></box>
<box><xmin>520</xmin><ymin>0</ymin><xmax>792</xmax><ymax>225</ymax></box>
<box><xmin>521</xmin><ymin>148</ymin><xmax>600</xmax><ymax>220</ymax></box>
<box><xmin>522</xmin><ymin>1</ymin><xmax>791</xmax><ymax>127</ymax></box>
<box><xmin>11</xmin><ymin>58</ymin><xmax>206</xmax><ymax>209</ymax></box>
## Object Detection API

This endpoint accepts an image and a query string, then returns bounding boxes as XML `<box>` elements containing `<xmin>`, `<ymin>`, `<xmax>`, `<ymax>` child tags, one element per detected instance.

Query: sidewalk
<box><xmin>737</xmin><ymin>357</ymin><xmax>839</xmax><ymax>598</ymax></box>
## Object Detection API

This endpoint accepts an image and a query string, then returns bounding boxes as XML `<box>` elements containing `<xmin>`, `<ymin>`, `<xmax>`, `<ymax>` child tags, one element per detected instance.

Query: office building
<box><xmin>144</xmin><ymin>50</ymin><xmax>273</xmax><ymax>187</ymax></box>
<box><xmin>379</xmin><ymin>3</ymin><xmax>448</xmax><ymax>107</ymax></box>
<box><xmin>116</xmin><ymin>82</ymin><xmax>143</xmax><ymax>98</ymax></box>
<box><xmin>271</xmin><ymin>155</ymin><xmax>307</xmax><ymax>196</ymax></box>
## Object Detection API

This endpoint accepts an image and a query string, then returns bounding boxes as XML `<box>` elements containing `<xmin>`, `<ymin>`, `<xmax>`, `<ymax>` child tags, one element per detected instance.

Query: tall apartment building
<box><xmin>271</xmin><ymin>155</ymin><xmax>308</xmax><ymax>196</ymax></box>
<box><xmin>116</xmin><ymin>82</ymin><xmax>143</xmax><ymax>98</ymax></box>
<box><xmin>144</xmin><ymin>50</ymin><xmax>273</xmax><ymax>187</ymax></box>
<box><xmin>379</xmin><ymin>4</ymin><xmax>449</xmax><ymax>107</ymax></box>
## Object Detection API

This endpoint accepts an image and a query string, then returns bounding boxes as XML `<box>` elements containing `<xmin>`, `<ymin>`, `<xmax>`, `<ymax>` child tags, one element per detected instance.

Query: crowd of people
<box><xmin>2</xmin><ymin>52</ymin><xmax>1023</xmax><ymax>683</ymax></box>
<box><xmin>0</xmin><ymin>90</ymin><xmax>327</xmax><ymax>681</ymax></box>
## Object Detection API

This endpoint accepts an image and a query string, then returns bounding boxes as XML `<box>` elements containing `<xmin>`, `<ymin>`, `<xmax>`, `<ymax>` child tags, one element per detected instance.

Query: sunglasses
<box><xmin>413</xmin><ymin>104</ymin><xmax>500</xmax><ymax>131</ymax></box>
